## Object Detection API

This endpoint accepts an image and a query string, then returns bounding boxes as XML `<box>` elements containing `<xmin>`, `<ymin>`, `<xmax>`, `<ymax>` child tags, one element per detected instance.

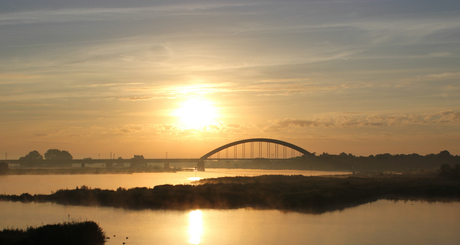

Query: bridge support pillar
<box><xmin>197</xmin><ymin>160</ymin><xmax>205</xmax><ymax>171</ymax></box>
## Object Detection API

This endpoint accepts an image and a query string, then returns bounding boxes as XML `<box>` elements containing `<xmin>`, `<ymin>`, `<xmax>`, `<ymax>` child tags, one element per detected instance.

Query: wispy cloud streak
<box><xmin>268</xmin><ymin>110</ymin><xmax>460</xmax><ymax>130</ymax></box>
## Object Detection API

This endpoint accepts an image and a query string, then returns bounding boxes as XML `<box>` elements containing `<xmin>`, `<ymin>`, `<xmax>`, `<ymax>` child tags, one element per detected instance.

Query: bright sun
<box><xmin>175</xmin><ymin>98</ymin><xmax>218</xmax><ymax>129</ymax></box>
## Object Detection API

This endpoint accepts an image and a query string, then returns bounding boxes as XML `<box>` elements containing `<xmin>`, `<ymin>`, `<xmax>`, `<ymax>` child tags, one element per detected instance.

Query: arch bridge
<box><xmin>197</xmin><ymin>138</ymin><xmax>313</xmax><ymax>171</ymax></box>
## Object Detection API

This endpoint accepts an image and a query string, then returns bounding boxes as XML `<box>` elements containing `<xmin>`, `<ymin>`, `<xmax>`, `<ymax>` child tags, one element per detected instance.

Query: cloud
<box><xmin>226</xmin><ymin>123</ymin><xmax>241</xmax><ymax>128</ymax></box>
<box><xmin>7</xmin><ymin>102</ymin><xmax>50</xmax><ymax>106</ymax></box>
<box><xmin>272</xmin><ymin>119</ymin><xmax>328</xmax><ymax>128</ymax></box>
<box><xmin>404</xmin><ymin>72</ymin><xmax>460</xmax><ymax>82</ymax></box>
<box><xmin>267</xmin><ymin>110</ymin><xmax>460</xmax><ymax>131</ymax></box>
<box><xmin>118</xmin><ymin>125</ymin><xmax>144</xmax><ymax>134</ymax></box>
<box><xmin>0</xmin><ymin>73</ymin><xmax>42</xmax><ymax>84</ymax></box>
<box><xmin>167</xmin><ymin>83</ymin><xmax>232</xmax><ymax>95</ymax></box>
<box><xmin>0</xmin><ymin>2</ymin><xmax>259</xmax><ymax>26</ymax></box>
<box><xmin>250</xmin><ymin>82</ymin><xmax>351</xmax><ymax>96</ymax></box>
<box><xmin>438</xmin><ymin>110</ymin><xmax>460</xmax><ymax>124</ymax></box>
<box><xmin>428</xmin><ymin>52</ymin><xmax>452</xmax><ymax>57</ymax></box>
<box><xmin>114</xmin><ymin>122</ymin><xmax>235</xmax><ymax>136</ymax></box>
<box><xmin>117</xmin><ymin>96</ymin><xmax>154</xmax><ymax>101</ymax></box>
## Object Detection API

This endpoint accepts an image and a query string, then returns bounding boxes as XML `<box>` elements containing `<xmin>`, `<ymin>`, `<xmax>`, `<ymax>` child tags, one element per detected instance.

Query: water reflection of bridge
<box><xmin>6</xmin><ymin>138</ymin><xmax>312</xmax><ymax>171</ymax></box>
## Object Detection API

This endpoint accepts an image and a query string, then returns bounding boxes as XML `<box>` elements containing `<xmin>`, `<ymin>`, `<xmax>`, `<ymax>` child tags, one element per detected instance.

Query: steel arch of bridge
<box><xmin>199</xmin><ymin>138</ymin><xmax>313</xmax><ymax>160</ymax></box>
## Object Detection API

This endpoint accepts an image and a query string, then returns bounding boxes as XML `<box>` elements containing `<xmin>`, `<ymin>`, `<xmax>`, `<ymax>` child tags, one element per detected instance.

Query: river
<box><xmin>1</xmin><ymin>169</ymin><xmax>459</xmax><ymax>244</ymax></box>
<box><xmin>0</xmin><ymin>168</ymin><xmax>349</xmax><ymax>195</ymax></box>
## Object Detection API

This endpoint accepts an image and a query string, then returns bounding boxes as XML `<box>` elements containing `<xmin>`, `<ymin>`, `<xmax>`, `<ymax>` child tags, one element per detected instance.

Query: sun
<box><xmin>175</xmin><ymin>98</ymin><xmax>218</xmax><ymax>129</ymax></box>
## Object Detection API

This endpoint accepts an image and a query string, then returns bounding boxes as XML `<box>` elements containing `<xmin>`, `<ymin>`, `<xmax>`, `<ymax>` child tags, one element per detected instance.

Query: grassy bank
<box><xmin>1</xmin><ymin>174</ymin><xmax>459</xmax><ymax>213</ymax></box>
<box><xmin>0</xmin><ymin>221</ymin><xmax>106</xmax><ymax>245</ymax></box>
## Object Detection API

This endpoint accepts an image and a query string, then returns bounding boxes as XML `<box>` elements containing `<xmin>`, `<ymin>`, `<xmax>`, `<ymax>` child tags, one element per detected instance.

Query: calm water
<box><xmin>1</xmin><ymin>200</ymin><xmax>459</xmax><ymax>245</ymax></box>
<box><xmin>1</xmin><ymin>169</ymin><xmax>459</xmax><ymax>244</ymax></box>
<box><xmin>0</xmin><ymin>168</ymin><xmax>349</xmax><ymax>195</ymax></box>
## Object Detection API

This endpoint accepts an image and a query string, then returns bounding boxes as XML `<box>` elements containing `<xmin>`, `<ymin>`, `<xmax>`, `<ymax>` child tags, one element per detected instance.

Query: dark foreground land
<box><xmin>1</xmin><ymin>173</ymin><xmax>459</xmax><ymax>214</ymax></box>
<box><xmin>0</xmin><ymin>221</ymin><xmax>106</xmax><ymax>245</ymax></box>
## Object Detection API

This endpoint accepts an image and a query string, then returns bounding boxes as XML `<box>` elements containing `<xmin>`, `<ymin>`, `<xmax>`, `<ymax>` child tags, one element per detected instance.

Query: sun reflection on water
<box><xmin>188</xmin><ymin>210</ymin><xmax>203</xmax><ymax>244</ymax></box>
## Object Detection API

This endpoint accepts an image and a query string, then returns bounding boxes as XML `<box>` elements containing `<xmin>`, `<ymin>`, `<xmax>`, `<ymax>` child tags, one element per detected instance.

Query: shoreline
<box><xmin>0</xmin><ymin>166</ymin><xmax>421</xmax><ymax>176</ymax></box>
<box><xmin>1</xmin><ymin>168</ymin><xmax>178</xmax><ymax>175</ymax></box>
<box><xmin>1</xmin><ymin>174</ymin><xmax>459</xmax><ymax>214</ymax></box>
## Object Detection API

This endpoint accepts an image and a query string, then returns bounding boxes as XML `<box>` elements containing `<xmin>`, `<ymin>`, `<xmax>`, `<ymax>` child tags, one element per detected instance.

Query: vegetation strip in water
<box><xmin>1</xmin><ymin>174</ymin><xmax>459</xmax><ymax>213</ymax></box>
<box><xmin>0</xmin><ymin>221</ymin><xmax>106</xmax><ymax>245</ymax></box>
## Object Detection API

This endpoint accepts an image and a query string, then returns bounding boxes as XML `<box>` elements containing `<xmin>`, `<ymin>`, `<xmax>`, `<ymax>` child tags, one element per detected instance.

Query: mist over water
<box><xmin>0</xmin><ymin>168</ymin><xmax>349</xmax><ymax>195</ymax></box>
<box><xmin>1</xmin><ymin>169</ymin><xmax>460</xmax><ymax>244</ymax></box>
<box><xmin>1</xmin><ymin>200</ymin><xmax>459</xmax><ymax>245</ymax></box>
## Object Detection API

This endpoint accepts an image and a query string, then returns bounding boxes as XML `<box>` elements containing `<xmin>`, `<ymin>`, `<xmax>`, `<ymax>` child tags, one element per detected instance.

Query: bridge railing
<box><xmin>200</xmin><ymin>138</ymin><xmax>313</xmax><ymax>160</ymax></box>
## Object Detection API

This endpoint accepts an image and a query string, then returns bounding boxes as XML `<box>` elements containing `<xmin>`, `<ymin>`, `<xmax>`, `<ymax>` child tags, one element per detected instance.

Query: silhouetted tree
<box><xmin>116</xmin><ymin>157</ymin><xmax>124</xmax><ymax>167</ymax></box>
<box><xmin>438</xmin><ymin>150</ymin><xmax>452</xmax><ymax>158</ymax></box>
<box><xmin>375</xmin><ymin>153</ymin><xmax>392</xmax><ymax>160</ymax></box>
<box><xmin>82</xmin><ymin>157</ymin><xmax>92</xmax><ymax>163</ymax></box>
<box><xmin>0</xmin><ymin>161</ymin><xmax>8</xmax><ymax>174</ymax></box>
<box><xmin>18</xmin><ymin>150</ymin><xmax>44</xmax><ymax>167</ymax></box>
<box><xmin>439</xmin><ymin>163</ymin><xmax>460</xmax><ymax>180</ymax></box>
<box><xmin>19</xmin><ymin>150</ymin><xmax>44</xmax><ymax>161</ymax></box>
<box><xmin>131</xmin><ymin>155</ymin><xmax>145</xmax><ymax>168</ymax></box>
<box><xmin>454</xmin><ymin>165</ymin><xmax>460</xmax><ymax>179</ymax></box>
<box><xmin>44</xmin><ymin>149</ymin><xmax>73</xmax><ymax>161</ymax></box>
<box><xmin>440</xmin><ymin>163</ymin><xmax>452</xmax><ymax>174</ymax></box>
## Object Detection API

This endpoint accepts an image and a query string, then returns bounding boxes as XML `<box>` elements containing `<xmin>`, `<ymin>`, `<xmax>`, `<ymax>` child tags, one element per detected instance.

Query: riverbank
<box><xmin>1</xmin><ymin>173</ymin><xmax>459</xmax><ymax>214</ymax></box>
<box><xmin>2</xmin><ymin>167</ymin><xmax>177</xmax><ymax>175</ymax></box>
<box><xmin>0</xmin><ymin>221</ymin><xmax>106</xmax><ymax>245</ymax></box>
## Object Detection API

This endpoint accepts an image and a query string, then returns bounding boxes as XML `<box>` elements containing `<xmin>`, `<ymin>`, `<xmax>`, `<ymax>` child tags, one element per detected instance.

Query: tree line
<box><xmin>20</xmin><ymin>149</ymin><xmax>73</xmax><ymax>161</ymax></box>
<box><xmin>286</xmin><ymin>150</ymin><xmax>460</xmax><ymax>172</ymax></box>
<box><xmin>18</xmin><ymin>149</ymin><xmax>73</xmax><ymax>167</ymax></box>
<box><xmin>16</xmin><ymin>150</ymin><xmax>145</xmax><ymax>168</ymax></box>
<box><xmin>12</xmin><ymin>148</ymin><xmax>460</xmax><ymax>172</ymax></box>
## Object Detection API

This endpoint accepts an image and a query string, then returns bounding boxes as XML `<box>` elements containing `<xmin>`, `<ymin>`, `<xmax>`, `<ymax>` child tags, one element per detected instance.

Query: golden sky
<box><xmin>1</xmin><ymin>0</ymin><xmax>460</xmax><ymax>159</ymax></box>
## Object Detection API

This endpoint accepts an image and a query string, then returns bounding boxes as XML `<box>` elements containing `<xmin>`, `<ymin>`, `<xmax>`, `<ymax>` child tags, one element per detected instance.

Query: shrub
<box><xmin>0</xmin><ymin>162</ymin><xmax>9</xmax><ymax>174</ymax></box>
<box><xmin>0</xmin><ymin>221</ymin><xmax>106</xmax><ymax>245</ymax></box>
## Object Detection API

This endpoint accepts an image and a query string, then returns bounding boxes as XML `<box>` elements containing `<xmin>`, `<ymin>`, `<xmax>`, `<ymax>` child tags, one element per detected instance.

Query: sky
<box><xmin>1</xmin><ymin>0</ymin><xmax>460</xmax><ymax>159</ymax></box>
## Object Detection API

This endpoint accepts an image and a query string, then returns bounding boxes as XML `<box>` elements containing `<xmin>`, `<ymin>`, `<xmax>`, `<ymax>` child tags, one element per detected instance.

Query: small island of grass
<box><xmin>0</xmin><ymin>221</ymin><xmax>106</xmax><ymax>245</ymax></box>
<box><xmin>1</xmin><ymin>171</ymin><xmax>459</xmax><ymax>214</ymax></box>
